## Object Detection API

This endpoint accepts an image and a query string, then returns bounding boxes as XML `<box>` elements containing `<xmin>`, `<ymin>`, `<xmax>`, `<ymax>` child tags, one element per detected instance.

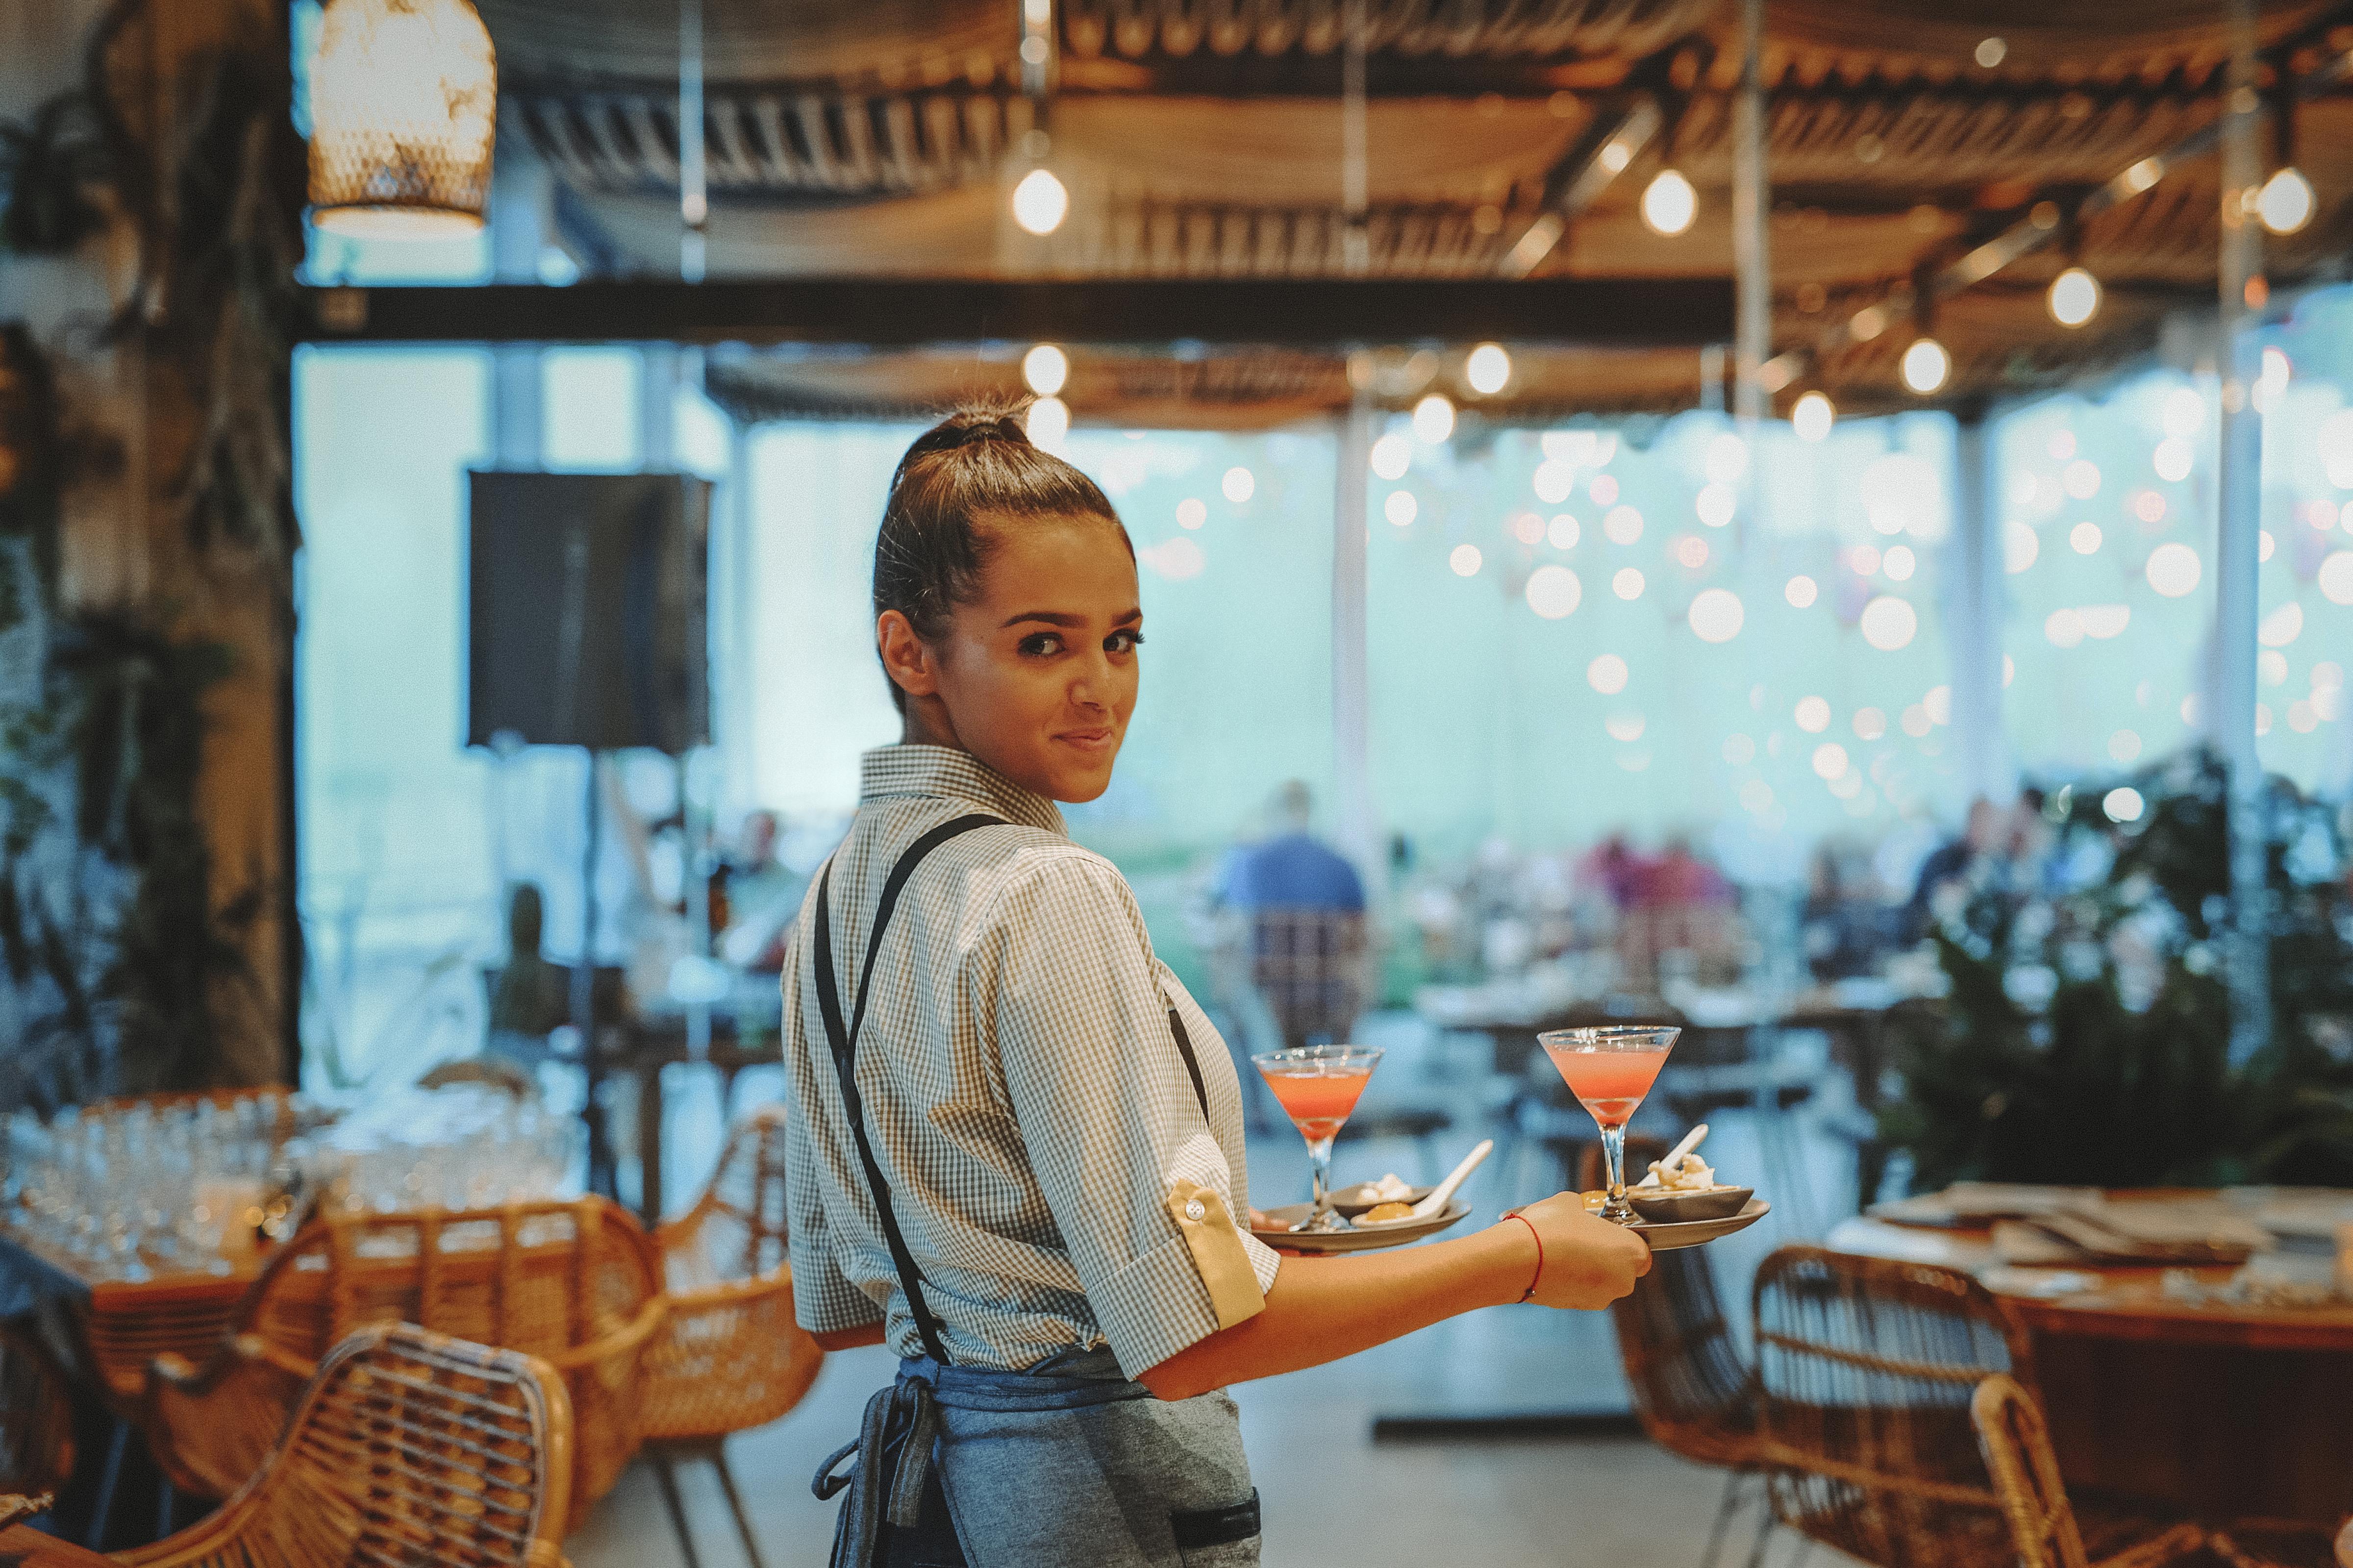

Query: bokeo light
<box><xmin>1022</xmin><ymin>344</ymin><xmax>1069</xmax><ymax>396</ymax></box>
<box><xmin>2047</xmin><ymin>266</ymin><xmax>2101</xmax><ymax>327</ymax></box>
<box><xmin>2256</xmin><ymin>166</ymin><xmax>2315</xmax><ymax>236</ymax></box>
<box><xmin>1900</xmin><ymin>337</ymin><xmax>1951</xmax><ymax>396</ymax></box>
<box><xmin>1465</xmin><ymin>343</ymin><xmax>1512</xmax><ymax>396</ymax></box>
<box><xmin>1791</xmin><ymin>391</ymin><xmax>1834</xmax><ymax>442</ymax></box>
<box><xmin>1011</xmin><ymin>167</ymin><xmax>1069</xmax><ymax>235</ymax></box>
<box><xmin>1412</xmin><ymin>394</ymin><xmax>1455</xmax><ymax>444</ymax></box>
<box><xmin>1640</xmin><ymin>169</ymin><xmax>1697</xmax><ymax>236</ymax></box>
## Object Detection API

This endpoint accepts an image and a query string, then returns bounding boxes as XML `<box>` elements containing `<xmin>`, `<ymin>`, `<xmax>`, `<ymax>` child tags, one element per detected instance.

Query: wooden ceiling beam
<box><xmin>297</xmin><ymin>277</ymin><xmax>1736</xmax><ymax>348</ymax></box>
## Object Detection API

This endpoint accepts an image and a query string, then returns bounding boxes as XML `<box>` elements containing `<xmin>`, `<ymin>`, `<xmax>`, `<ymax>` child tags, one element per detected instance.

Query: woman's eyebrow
<box><xmin>999</xmin><ymin>608</ymin><xmax>1145</xmax><ymax>629</ymax></box>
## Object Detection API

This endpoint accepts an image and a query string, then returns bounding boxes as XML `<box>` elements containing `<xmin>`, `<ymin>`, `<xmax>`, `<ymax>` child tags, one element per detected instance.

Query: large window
<box><xmin>295</xmin><ymin>305</ymin><xmax>2353</xmax><ymax>1080</ymax></box>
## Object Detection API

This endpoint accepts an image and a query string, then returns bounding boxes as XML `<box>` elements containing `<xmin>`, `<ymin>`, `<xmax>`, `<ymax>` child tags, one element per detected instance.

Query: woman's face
<box><xmin>880</xmin><ymin>515</ymin><xmax>1142</xmax><ymax>803</ymax></box>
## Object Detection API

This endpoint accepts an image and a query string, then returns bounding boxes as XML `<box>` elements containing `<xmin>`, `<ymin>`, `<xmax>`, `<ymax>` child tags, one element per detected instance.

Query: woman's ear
<box><xmin>877</xmin><ymin>609</ymin><xmax>939</xmax><ymax>700</ymax></box>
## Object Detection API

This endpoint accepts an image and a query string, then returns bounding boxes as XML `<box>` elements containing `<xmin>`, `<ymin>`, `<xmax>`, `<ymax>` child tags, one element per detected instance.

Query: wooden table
<box><xmin>0</xmin><ymin>1227</ymin><xmax>260</xmax><ymax>1548</ymax></box>
<box><xmin>1829</xmin><ymin>1201</ymin><xmax>2353</xmax><ymax>1525</ymax></box>
<box><xmin>1</xmin><ymin>1522</ymin><xmax>117</xmax><ymax>1565</ymax></box>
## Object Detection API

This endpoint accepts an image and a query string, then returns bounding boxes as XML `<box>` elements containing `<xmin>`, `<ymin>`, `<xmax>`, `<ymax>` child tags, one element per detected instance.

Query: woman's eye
<box><xmin>1018</xmin><ymin>633</ymin><xmax>1064</xmax><ymax>656</ymax></box>
<box><xmin>1106</xmin><ymin>630</ymin><xmax>1144</xmax><ymax>655</ymax></box>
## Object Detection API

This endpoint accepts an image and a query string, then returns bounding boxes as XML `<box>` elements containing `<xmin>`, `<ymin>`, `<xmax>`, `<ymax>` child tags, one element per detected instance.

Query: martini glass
<box><xmin>1539</xmin><ymin>1025</ymin><xmax>1679</xmax><ymax>1223</ymax></box>
<box><xmin>1253</xmin><ymin>1044</ymin><xmax>1384</xmax><ymax>1226</ymax></box>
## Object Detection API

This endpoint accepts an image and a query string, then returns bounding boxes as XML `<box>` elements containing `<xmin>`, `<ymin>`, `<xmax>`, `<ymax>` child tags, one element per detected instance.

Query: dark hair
<box><xmin>873</xmin><ymin>404</ymin><xmax>1130</xmax><ymax>711</ymax></box>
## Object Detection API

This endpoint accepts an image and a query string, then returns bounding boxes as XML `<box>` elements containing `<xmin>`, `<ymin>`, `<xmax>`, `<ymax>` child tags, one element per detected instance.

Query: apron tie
<box><xmin>811</xmin><ymin>1374</ymin><xmax>947</xmax><ymax>1566</ymax></box>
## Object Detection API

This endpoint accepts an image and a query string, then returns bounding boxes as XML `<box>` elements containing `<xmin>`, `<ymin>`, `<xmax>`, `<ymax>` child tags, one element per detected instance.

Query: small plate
<box><xmin>1252</xmin><ymin>1199</ymin><xmax>1471</xmax><ymax>1253</ymax></box>
<box><xmin>1625</xmin><ymin>1197</ymin><xmax>1770</xmax><ymax>1251</ymax></box>
<box><xmin>1627</xmin><ymin>1186</ymin><xmax>1754</xmax><ymax>1224</ymax></box>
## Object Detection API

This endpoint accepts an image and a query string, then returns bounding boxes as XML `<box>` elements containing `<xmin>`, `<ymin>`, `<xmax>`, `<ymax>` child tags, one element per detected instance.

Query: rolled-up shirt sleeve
<box><xmin>984</xmin><ymin>851</ymin><xmax>1281</xmax><ymax>1379</ymax></box>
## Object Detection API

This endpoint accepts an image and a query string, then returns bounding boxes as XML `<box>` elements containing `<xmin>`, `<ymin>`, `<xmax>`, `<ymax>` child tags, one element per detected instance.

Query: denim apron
<box><xmin>807</xmin><ymin>816</ymin><xmax>1263</xmax><ymax>1568</ymax></box>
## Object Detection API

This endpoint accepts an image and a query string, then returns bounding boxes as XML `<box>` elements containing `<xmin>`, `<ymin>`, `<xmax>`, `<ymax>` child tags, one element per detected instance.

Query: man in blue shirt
<box><xmin>1224</xmin><ymin>782</ymin><xmax>1366</xmax><ymax>915</ymax></box>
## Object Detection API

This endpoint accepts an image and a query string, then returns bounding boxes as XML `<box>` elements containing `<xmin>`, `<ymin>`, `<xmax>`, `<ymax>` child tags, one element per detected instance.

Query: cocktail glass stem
<box><xmin>1599</xmin><ymin>1124</ymin><xmax>1635</xmax><ymax>1223</ymax></box>
<box><xmin>1306</xmin><ymin>1135</ymin><xmax>1336</xmax><ymax>1210</ymax></box>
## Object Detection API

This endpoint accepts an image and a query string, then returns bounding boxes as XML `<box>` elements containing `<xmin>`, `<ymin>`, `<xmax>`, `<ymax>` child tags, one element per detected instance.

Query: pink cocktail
<box><xmin>1540</xmin><ymin>1025</ymin><xmax>1679</xmax><ymax>1223</ymax></box>
<box><xmin>1253</xmin><ymin>1044</ymin><xmax>1385</xmax><ymax>1220</ymax></box>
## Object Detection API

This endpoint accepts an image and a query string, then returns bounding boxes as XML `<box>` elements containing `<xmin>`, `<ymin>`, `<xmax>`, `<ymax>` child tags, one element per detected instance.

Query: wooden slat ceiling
<box><xmin>478</xmin><ymin>0</ymin><xmax>2353</xmax><ymax>421</ymax></box>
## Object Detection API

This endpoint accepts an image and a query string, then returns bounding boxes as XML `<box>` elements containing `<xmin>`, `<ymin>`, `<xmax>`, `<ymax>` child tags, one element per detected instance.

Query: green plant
<box><xmin>1879</xmin><ymin>750</ymin><xmax>2353</xmax><ymax>1191</ymax></box>
<box><xmin>0</xmin><ymin>579</ymin><xmax>254</xmax><ymax>1109</ymax></box>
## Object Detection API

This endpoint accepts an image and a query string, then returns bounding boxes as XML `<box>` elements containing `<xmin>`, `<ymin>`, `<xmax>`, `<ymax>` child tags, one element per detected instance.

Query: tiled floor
<box><xmin>576</xmin><ymin>1011</ymin><xmax>1859</xmax><ymax>1568</ymax></box>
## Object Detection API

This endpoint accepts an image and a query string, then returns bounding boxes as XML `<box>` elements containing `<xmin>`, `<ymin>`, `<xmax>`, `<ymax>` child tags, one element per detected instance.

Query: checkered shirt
<box><xmin>781</xmin><ymin>745</ymin><xmax>1282</xmax><ymax>1377</ymax></box>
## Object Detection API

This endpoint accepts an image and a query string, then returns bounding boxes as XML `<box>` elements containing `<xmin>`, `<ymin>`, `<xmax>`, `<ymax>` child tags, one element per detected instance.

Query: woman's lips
<box><xmin>1055</xmin><ymin>727</ymin><xmax>1116</xmax><ymax>752</ymax></box>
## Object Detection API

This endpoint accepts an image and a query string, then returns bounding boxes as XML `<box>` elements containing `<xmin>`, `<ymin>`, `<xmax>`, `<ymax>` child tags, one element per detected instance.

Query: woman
<box><xmin>782</xmin><ymin>408</ymin><xmax>1651</xmax><ymax>1568</ymax></box>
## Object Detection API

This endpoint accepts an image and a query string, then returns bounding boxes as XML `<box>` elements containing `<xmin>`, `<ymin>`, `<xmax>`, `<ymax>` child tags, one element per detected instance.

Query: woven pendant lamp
<box><xmin>308</xmin><ymin>0</ymin><xmax>496</xmax><ymax>238</ymax></box>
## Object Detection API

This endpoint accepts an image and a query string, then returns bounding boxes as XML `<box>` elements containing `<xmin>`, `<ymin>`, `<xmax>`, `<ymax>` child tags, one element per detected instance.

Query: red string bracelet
<box><xmin>1505</xmin><ymin>1212</ymin><xmax>1543</xmax><ymax>1302</ymax></box>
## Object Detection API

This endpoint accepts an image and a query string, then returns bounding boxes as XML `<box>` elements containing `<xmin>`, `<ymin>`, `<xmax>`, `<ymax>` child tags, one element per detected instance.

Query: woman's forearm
<box><xmin>1135</xmin><ymin>1221</ymin><xmax>1537</xmax><ymax>1402</ymax></box>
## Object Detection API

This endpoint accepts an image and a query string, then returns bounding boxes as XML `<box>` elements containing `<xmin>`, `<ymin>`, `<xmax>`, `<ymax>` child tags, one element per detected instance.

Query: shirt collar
<box><xmin>858</xmin><ymin>745</ymin><xmax>1067</xmax><ymax>835</ymax></box>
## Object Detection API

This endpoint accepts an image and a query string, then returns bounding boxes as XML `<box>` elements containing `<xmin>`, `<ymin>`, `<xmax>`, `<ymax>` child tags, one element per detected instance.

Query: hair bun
<box><xmin>908</xmin><ymin>405</ymin><xmax>1031</xmax><ymax>459</ymax></box>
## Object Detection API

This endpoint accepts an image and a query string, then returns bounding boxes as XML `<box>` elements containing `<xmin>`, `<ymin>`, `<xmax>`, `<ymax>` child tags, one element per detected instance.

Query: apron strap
<box><xmin>813</xmin><ymin>812</ymin><xmax>1005</xmax><ymax>1366</ymax></box>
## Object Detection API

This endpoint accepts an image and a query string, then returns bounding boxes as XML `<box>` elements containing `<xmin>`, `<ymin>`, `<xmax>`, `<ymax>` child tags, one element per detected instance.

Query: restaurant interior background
<box><xmin>9</xmin><ymin>0</ymin><xmax>2353</xmax><ymax>1564</ymax></box>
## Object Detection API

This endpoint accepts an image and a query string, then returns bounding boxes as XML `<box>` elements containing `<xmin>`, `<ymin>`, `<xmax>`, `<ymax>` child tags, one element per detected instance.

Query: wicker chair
<box><xmin>1581</xmin><ymin>1140</ymin><xmax>1765</xmax><ymax>1568</ymax></box>
<box><xmin>143</xmin><ymin>1196</ymin><xmax>665</xmax><ymax>1532</ymax></box>
<box><xmin>0</xmin><ymin>1492</ymin><xmax>56</xmax><ymax>1531</ymax></box>
<box><xmin>1970</xmin><ymin>1376</ymin><xmax>2206</xmax><ymax>1568</ymax></box>
<box><xmin>115</xmin><ymin>1322</ymin><xmax>572</xmax><ymax>1568</ymax></box>
<box><xmin>640</xmin><ymin>1108</ymin><xmax>825</xmax><ymax>1568</ymax></box>
<box><xmin>0</xmin><ymin>1324</ymin><xmax>73</xmax><ymax>1507</ymax></box>
<box><xmin>1753</xmin><ymin>1246</ymin><xmax>2194</xmax><ymax>1568</ymax></box>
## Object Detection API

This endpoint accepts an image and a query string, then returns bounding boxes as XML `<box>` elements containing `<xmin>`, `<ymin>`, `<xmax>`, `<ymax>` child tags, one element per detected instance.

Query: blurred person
<box><xmin>716</xmin><ymin>808</ymin><xmax>813</xmax><ymax>972</ymax></box>
<box><xmin>1906</xmin><ymin>796</ymin><xmax>2004</xmax><ymax>939</ymax></box>
<box><xmin>1803</xmin><ymin>845</ymin><xmax>1887</xmax><ymax>981</ymax></box>
<box><xmin>781</xmin><ymin>410</ymin><xmax>1648</xmax><ymax>1568</ymax></box>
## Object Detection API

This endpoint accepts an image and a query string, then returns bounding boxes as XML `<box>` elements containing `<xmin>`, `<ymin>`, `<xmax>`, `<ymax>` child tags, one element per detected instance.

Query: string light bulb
<box><xmin>1022</xmin><ymin>343</ymin><xmax>1069</xmax><ymax>396</ymax></box>
<box><xmin>1465</xmin><ymin>343</ymin><xmax>1512</xmax><ymax>396</ymax></box>
<box><xmin>2047</xmin><ymin>266</ymin><xmax>2101</xmax><ymax>327</ymax></box>
<box><xmin>1011</xmin><ymin>167</ymin><xmax>1069</xmax><ymax>235</ymax></box>
<box><xmin>2256</xmin><ymin>166</ymin><xmax>2314</xmax><ymax>235</ymax></box>
<box><xmin>1412</xmin><ymin>393</ymin><xmax>1455</xmax><ymax>444</ymax></box>
<box><xmin>1639</xmin><ymin>169</ymin><xmax>1697</xmax><ymax>236</ymax></box>
<box><xmin>1900</xmin><ymin>336</ymin><xmax>1951</xmax><ymax>396</ymax></box>
<box><xmin>1791</xmin><ymin>391</ymin><xmax>1834</xmax><ymax>442</ymax></box>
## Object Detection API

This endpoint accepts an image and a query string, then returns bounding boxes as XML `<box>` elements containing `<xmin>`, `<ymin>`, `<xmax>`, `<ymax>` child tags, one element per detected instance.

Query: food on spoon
<box><xmin>1647</xmin><ymin>1151</ymin><xmax>1721</xmax><ymax>1192</ymax></box>
<box><xmin>1356</xmin><ymin>1201</ymin><xmax>1415</xmax><ymax>1225</ymax></box>
<box><xmin>1581</xmin><ymin>1190</ymin><xmax>1607</xmax><ymax>1212</ymax></box>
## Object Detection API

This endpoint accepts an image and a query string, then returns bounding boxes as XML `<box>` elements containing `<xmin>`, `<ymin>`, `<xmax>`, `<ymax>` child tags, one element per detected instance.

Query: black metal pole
<box><xmin>576</xmin><ymin>749</ymin><xmax>616</xmax><ymax>1197</ymax></box>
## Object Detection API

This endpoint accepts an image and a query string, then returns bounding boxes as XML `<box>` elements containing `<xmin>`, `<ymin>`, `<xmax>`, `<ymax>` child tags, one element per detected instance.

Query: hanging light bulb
<box><xmin>2256</xmin><ymin>166</ymin><xmax>2315</xmax><ymax>235</ymax></box>
<box><xmin>309</xmin><ymin>0</ymin><xmax>497</xmax><ymax>237</ymax></box>
<box><xmin>1900</xmin><ymin>337</ymin><xmax>1950</xmax><ymax>396</ymax></box>
<box><xmin>1022</xmin><ymin>343</ymin><xmax>1069</xmax><ymax>396</ymax></box>
<box><xmin>1011</xmin><ymin>167</ymin><xmax>1070</xmax><ymax>235</ymax></box>
<box><xmin>1465</xmin><ymin>343</ymin><xmax>1512</xmax><ymax>396</ymax></box>
<box><xmin>1791</xmin><ymin>390</ymin><xmax>1835</xmax><ymax>442</ymax></box>
<box><xmin>1639</xmin><ymin>169</ymin><xmax>1697</xmax><ymax>236</ymax></box>
<box><xmin>2047</xmin><ymin>266</ymin><xmax>2102</xmax><ymax>327</ymax></box>
<box><xmin>1412</xmin><ymin>393</ymin><xmax>1455</xmax><ymax>444</ymax></box>
<box><xmin>1026</xmin><ymin>395</ymin><xmax>1070</xmax><ymax>447</ymax></box>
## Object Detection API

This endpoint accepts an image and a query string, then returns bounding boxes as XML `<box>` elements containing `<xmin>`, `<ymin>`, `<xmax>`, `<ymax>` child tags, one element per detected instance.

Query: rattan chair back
<box><xmin>1250</xmin><ymin>906</ymin><xmax>1366</xmax><ymax>1050</ymax></box>
<box><xmin>118</xmin><ymin>1322</ymin><xmax>572</xmax><ymax>1568</ymax></box>
<box><xmin>643</xmin><ymin>1106</ymin><xmax>824</xmax><ymax>1442</ymax></box>
<box><xmin>0</xmin><ymin>1325</ymin><xmax>72</xmax><ymax>1504</ymax></box>
<box><xmin>1752</xmin><ymin>1244</ymin><xmax>2036</xmax><ymax>1568</ymax></box>
<box><xmin>1971</xmin><ymin>1374</ymin><xmax>2090</xmax><ymax>1568</ymax></box>
<box><xmin>1578</xmin><ymin>1137</ymin><xmax>1760</xmax><ymax>1470</ymax></box>
<box><xmin>145</xmin><ymin>1195</ymin><xmax>663</xmax><ymax>1528</ymax></box>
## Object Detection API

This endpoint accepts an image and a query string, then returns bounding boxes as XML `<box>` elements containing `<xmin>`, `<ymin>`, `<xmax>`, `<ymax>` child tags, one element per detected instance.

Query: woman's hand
<box><xmin>1507</xmin><ymin>1192</ymin><xmax>1652</xmax><ymax>1310</ymax></box>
